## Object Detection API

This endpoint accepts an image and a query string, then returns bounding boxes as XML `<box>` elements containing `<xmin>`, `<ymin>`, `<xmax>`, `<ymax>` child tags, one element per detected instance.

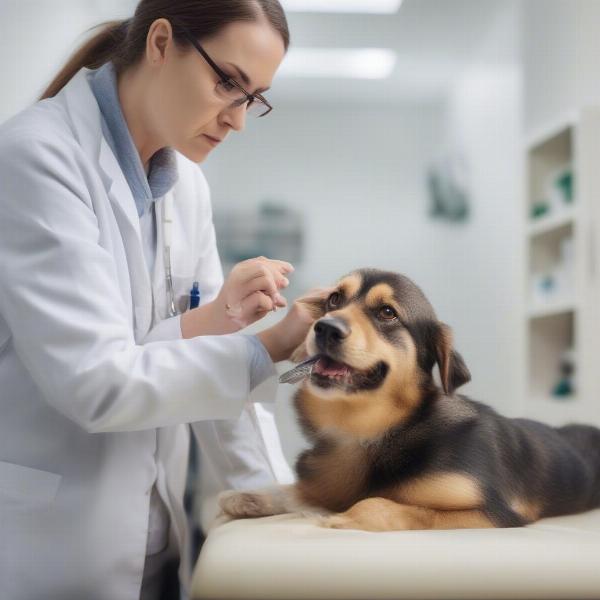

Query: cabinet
<box><xmin>522</xmin><ymin>110</ymin><xmax>600</xmax><ymax>426</ymax></box>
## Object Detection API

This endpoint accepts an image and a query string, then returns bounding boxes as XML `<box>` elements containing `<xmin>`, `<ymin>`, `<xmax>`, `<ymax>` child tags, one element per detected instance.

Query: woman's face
<box><xmin>145</xmin><ymin>18</ymin><xmax>286</xmax><ymax>163</ymax></box>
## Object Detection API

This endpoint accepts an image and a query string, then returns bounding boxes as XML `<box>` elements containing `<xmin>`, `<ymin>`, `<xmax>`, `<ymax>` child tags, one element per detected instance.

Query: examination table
<box><xmin>190</xmin><ymin>508</ymin><xmax>600</xmax><ymax>600</ymax></box>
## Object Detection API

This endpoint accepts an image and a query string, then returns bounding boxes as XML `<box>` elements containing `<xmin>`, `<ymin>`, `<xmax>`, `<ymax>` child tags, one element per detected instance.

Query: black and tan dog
<box><xmin>219</xmin><ymin>268</ymin><xmax>600</xmax><ymax>531</ymax></box>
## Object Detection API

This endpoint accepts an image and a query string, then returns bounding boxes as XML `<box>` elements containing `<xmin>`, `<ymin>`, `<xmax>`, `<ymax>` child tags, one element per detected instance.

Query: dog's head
<box><xmin>295</xmin><ymin>269</ymin><xmax>470</xmax><ymax>411</ymax></box>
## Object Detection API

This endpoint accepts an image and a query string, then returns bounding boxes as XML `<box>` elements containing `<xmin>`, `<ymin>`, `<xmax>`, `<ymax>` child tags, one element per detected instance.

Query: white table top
<box><xmin>191</xmin><ymin>509</ymin><xmax>600</xmax><ymax>600</ymax></box>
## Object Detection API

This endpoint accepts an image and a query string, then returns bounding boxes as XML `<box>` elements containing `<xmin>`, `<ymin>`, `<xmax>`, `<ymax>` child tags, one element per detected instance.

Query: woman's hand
<box><xmin>257</xmin><ymin>287</ymin><xmax>335</xmax><ymax>363</ymax></box>
<box><xmin>181</xmin><ymin>257</ymin><xmax>293</xmax><ymax>338</ymax></box>
<box><xmin>215</xmin><ymin>256</ymin><xmax>293</xmax><ymax>332</ymax></box>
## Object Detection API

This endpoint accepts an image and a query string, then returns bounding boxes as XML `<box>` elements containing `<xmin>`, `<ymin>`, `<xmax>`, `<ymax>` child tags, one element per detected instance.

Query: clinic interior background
<box><xmin>2</xmin><ymin>0</ymin><xmax>600</xmax><ymax>466</ymax></box>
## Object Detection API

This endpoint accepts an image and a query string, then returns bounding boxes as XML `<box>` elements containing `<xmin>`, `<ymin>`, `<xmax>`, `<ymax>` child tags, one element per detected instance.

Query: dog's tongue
<box><xmin>314</xmin><ymin>357</ymin><xmax>350</xmax><ymax>377</ymax></box>
<box><xmin>279</xmin><ymin>355</ymin><xmax>351</xmax><ymax>384</ymax></box>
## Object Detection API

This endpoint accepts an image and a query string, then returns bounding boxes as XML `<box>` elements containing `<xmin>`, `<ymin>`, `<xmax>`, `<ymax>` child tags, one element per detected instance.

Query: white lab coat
<box><xmin>0</xmin><ymin>68</ymin><xmax>293</xmax><ymax>600</ymax></box>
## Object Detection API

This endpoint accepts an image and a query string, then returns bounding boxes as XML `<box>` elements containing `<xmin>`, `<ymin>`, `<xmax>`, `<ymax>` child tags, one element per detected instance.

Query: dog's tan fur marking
<box><xmin>320</xmin><ymin>497</ymin><xmax>494</xmax><ymax>531</ymax></box>
<box><xmin>364</xmin><ymin>283</ymin><xmax>408</xmax><ymax>320</ymax></box>
<box><xmin>301</xmin><ymin>312</ymin><xmax>422</xmax><ymax>439</ymax></box>
<box><xmin>430</xmin><ymin>509</ymin><xmax>495</xmax><ymax>529</ymax></box>
<box><xmin>322</xmin><ymin>498</ymin><xmax>434</xmax><ymax>531</ymax></box>
<box><xmin>384</xmin><ymin>472</ymin><xmax>484</xmax><ymax>510</ymax></box>
<box><xmin>295</xmin><ymin>439</ymin><xmax>371</xmax><ymax>512</ymax></box>
<box><xmin>336</xmin><ymin>304</ymin><xmax>370</xmax><ymax>367</ymax></box>
<box><xmin>337</xmin><ymin>273</ymin><xmax>363</xmax><ymax>300</ymax></box>
<box><xmin>300</xmin><ymin>371</ymin><xmax>420</xmax><ymax>439</ymax></box>
<box><xmin>510</xmin><ymin>497</ymin><xmax>540</xmax><ymax>522</ymax></box>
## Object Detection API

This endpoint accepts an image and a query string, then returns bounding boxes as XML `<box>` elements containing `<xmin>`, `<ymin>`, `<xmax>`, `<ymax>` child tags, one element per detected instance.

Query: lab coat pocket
<box><xmin>172</xmin><ymin>274</ymin><xmax>195</xmax><ymax>315</ymax></box>
<box><xmin>0</xmin><ymin>461</ymin><xmax>61</xmax><ymax>506</ymax></box>
<box><xmin>152</xmin><ymin>275</ymin><xmax>194</xmax><ymax>321</ymax></box>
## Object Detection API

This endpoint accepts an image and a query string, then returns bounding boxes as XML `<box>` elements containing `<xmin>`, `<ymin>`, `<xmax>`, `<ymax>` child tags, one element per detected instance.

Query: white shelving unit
<box><xmin>522</xmin><ymin>111</ymin><xmax>600</xmax><ymax>426</ymax></box>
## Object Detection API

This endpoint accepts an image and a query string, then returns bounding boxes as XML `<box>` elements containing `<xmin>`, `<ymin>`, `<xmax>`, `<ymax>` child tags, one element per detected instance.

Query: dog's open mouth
<box><xmin>311</xmin><ymin>356</ymin><xmax>388</xmax><ymax>391</ymax></box>
<box><xmin>313</xmin><ymin>356</ymin><xmax>351</xmax><ymax>379</ymax></box>
<box><xmin>279</xmin><ymin>354</ymin><xmax>388</xmax><ymax>391</ymax></box>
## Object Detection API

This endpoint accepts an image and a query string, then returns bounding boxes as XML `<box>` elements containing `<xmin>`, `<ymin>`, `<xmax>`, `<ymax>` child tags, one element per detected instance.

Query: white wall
<box><xmin>436</xmin><ymin>0</ymin><xmax>523</xmax><ymax>417</ymax></box>
<box><xmin>523</xmin><ymin>0</ymin><xmax>600</xmax><ymax>136</ymax></box>
<box><xmin>0</xmin><ymin>0</ymin><xmax>130</xmax><ymax>123</ymax></box>
<box><xmin>203</xmin><ymin>103</ymin><xmax>445</xmax><ymax>287</ymax></box>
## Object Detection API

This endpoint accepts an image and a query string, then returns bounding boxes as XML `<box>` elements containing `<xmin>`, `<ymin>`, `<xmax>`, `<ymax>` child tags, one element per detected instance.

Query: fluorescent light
<box><xmin>281</xmin><ymin>0</ymin><xmax>402</xmax><ymax>14</ymax></box>
<box><xmin>279</xmin><ymin>48</ymin><xmax>396</xmax><ymax>79</ymax></box>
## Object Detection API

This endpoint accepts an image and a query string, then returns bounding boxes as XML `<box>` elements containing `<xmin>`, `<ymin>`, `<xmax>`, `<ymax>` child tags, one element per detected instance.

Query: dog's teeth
<box><xmin>279</xmin><ymin>356</ymin><xmax>319</xmax><ymax>384</ymax></box>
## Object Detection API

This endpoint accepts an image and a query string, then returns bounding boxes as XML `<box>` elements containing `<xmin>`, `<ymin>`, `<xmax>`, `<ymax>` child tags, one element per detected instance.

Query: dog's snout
<box><xmin>314</xmin><ymin>317</ymin><xmax>350</xmax><ymax>348</ymax></box>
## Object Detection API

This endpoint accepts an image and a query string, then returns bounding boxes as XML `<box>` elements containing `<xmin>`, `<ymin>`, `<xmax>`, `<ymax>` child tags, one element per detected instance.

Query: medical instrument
<box><xmin>163</xmin><ymin>195</ymin><xmax>178</xmax><ymax>317</ymax></box>
<box><xmin>279</xmin><ymin>356</ymin><xmax>319</xmax><ymax>384</ymax></box>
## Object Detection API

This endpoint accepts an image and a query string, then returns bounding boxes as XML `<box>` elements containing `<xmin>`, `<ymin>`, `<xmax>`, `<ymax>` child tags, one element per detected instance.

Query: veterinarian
<box><xmin>0</xmin><ymin>2</ymin><xmax>320</xmax><ymax>599</ymax></box>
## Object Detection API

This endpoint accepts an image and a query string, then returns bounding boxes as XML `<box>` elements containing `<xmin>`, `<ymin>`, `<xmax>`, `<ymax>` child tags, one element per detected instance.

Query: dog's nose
<box><xmin>314</xmin><ymin>316</ymin><xmax>350</xmax><ymax>348</ymax></box>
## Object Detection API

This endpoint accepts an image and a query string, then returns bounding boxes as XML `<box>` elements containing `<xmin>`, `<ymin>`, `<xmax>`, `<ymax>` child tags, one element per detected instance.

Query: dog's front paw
<box><xmin>218</xmin><ymin>490</ymin><xmax>277</xmax><ymax>519</ymax></box>
<box><xmin>318</xmin><ymin>513</ymin><xmax>361</xmax><ymax>530</ymax></box>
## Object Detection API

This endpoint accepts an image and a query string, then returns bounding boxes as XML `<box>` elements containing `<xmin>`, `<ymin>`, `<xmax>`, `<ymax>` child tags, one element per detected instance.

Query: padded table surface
<box><xmin>191</xmin><ymin>509</ymin><xmax>600</xmax><ymax>600</ymax></box>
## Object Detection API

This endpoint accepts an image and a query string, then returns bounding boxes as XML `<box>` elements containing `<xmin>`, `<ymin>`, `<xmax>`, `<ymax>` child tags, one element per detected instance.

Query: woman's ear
<box><xmin>434</xmin><ymin>322</ymin><xmax>471</xmax><ymax>395</ymax></box>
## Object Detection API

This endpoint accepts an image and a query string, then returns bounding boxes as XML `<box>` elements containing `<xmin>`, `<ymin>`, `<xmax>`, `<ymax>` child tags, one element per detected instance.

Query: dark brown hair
<box><xmin>39</xmin><ymin>0</ymin><xmax>289</xmax><ymax>100</ymax></box>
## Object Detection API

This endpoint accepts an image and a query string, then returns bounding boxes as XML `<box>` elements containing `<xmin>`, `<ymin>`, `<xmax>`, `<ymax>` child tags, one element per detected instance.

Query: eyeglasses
<box><xmin>180</xmin><ymin>30</ymin><xmax>273</xmax><ymax>118</ymax></box>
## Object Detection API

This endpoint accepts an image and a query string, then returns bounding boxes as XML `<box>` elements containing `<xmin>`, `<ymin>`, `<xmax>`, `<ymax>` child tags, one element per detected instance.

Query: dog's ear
<box><xmin>434</xmin><ymin>322</ymin><xmax>471</xmax><ymax>395</ymax></box>
<box><xmin>288</xmin><ymin>287</ymin><xmax>332</xmax><ymax>363</ymax></box>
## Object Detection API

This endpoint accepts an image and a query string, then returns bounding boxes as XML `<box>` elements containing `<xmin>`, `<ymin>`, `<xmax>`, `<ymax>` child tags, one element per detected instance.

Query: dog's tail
<box><xmin>557</xmin><ymin>423</ymin><xmax>600</xmax><ymax>507</ymax></box>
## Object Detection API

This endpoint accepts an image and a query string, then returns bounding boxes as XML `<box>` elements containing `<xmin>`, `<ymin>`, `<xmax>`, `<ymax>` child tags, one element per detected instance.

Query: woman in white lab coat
<box><xmin>0</xmin><ymin>2</ymin><xmax>318</xmax><ymax>599</ymax></box>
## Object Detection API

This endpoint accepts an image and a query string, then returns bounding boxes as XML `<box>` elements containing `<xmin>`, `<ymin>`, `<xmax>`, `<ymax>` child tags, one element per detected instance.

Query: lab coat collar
<box><xmin>61</xmin><ymin>68</ymin><xmax>154</xmax><ymax>340</ymax></box>
<box><xmin>61</xmin><ymin>68</ymin><xmax>141</xmax><ymax>237</ymax></box>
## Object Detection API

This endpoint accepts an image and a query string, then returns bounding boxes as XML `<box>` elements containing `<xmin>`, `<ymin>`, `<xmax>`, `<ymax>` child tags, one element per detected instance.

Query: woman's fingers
<box><xmin>242</xmin><ymin>287</ymin><xmax>287</xmax><ymax>314</ymax></box>
<box><xmin>223</xmin><ymin>257</ymin><xmax>294</xmax><ymax>322</ymax></box>
<box><xmin>242</xmin><ymin>273</ymin><xmax>280</xmax><ymax>300</ymax></box>
<box><xmin>241</xmin><ymin>290</ymin><xmax>274</xmax><ymax>320</ymax></box>
<box><xmin>274</xmin><ymin>293</ymin><xmax>287</xmax><ymax>308</ymax></box>
<box><xmin>254</xmin><ymin>256</ymin><xmax>295</xmax><ymax>275</ymax></box>
<box><xmin>235</xmin><ymin>263</ymin><xmax>290</xmax><ymax>305</ymax></box>
<box><xmin>239</xmin><ymin>258</ymin><xmax>292</xmax><ymax>289</ymax></box>
<box><xmin>254</xmin><ymin>291</ymin><xmax>275</xmax><ymax>314</ymax></box>
<box><xmin>249</xmin><ymin>267</ymin><xmax>289</xmax><ymax>291</ymax></box>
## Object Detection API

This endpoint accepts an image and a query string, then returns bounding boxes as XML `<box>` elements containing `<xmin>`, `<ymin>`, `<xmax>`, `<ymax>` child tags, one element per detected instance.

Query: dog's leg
<box><xmin>218</xmin><ymin>484</ymin><xmax>329</xmax><ymax>519</ymax></box>
<box><xmin>320</xmin><ymin>497</ymin><xmax>496</xmax><ymax>531</ymax></box>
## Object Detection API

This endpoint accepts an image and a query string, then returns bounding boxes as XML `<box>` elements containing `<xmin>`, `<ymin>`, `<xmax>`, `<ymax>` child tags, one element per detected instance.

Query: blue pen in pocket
<box><xmin>189</xmin><ymin>281</ymin><xmax>200</xmax><ymax>310</ymax></box>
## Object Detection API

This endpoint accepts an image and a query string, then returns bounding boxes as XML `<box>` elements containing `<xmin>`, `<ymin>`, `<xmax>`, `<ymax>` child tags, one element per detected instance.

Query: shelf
<box><xmin>528</xmin><ymin>208</ymin><xmax>577</xmax><ymax>237</ymax></box>
<box><xmin>527</xmin><ymin>299</ymin><xmax>578</xmax><ymax>319</ymax></box>
<box><xmin>525</xmin><ymin>113</ymin><xmax>576</xmax><ymax>152</ymax></box>
<box><xmin>522</xmin><ymin>108</ymin><xmax>600</xmax><ymax>420</ymax></box>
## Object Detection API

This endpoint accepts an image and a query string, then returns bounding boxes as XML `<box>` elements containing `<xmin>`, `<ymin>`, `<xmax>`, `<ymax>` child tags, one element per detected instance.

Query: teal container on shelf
<box><xmin>530</xmin><ymin>201</ymin><xmax>550</xmax><ymax>219</ymax></box>
<box><xmin>555</xmin><ymin>170</ymin><xmax>574</xmax><ymax>204</ymax></box>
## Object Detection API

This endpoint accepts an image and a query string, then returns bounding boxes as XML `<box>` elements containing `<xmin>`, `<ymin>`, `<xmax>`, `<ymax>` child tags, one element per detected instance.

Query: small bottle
<box><xmin>189</xmin><ymin>281</ymin><xmax>200</xmax><ymax>310</ymax></box>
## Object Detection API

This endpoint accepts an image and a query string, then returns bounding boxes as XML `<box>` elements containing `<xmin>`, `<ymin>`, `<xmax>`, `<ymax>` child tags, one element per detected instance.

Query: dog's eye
<box><xmin>378</xmin><ymin>305</ymin><xmax>397</xmax><ymax>320</ymax></box>
<box><xmin>327</xmin><ymin>292</ymin><xmax>342</xmax><ymax>310</ymax></box>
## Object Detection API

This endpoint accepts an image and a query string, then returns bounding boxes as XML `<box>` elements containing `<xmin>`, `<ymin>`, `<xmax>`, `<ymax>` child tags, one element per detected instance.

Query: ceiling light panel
<box><xmin>281</xmin><ymin>0</ymin><xmax>402</xmax><ymax>14</ymax></box>
<box><xmin>279</xmin><ymin>48</ymin><xmax>397</xmax><ymax>79</ymax></box>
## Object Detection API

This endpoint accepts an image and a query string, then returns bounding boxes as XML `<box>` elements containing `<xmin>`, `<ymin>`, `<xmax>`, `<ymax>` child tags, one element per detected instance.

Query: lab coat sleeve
<box><xmin>0</xmin><ymin>133</ymin><xmax>251</xmax><ymax>433</ymax></box>
<box><xmin>191</xmin><ymin>395</ymin><xmax>296</xmax><ymax>534</ymax></box>
<box><xmin>188</xmin><ymin>166</ymin><xmax>295</xmax><ymax>517</ymax></box>
<box><xmin>142</xmin><ymin>314</ymin><xmax>183</xmax><ymax>342</ymax></box>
